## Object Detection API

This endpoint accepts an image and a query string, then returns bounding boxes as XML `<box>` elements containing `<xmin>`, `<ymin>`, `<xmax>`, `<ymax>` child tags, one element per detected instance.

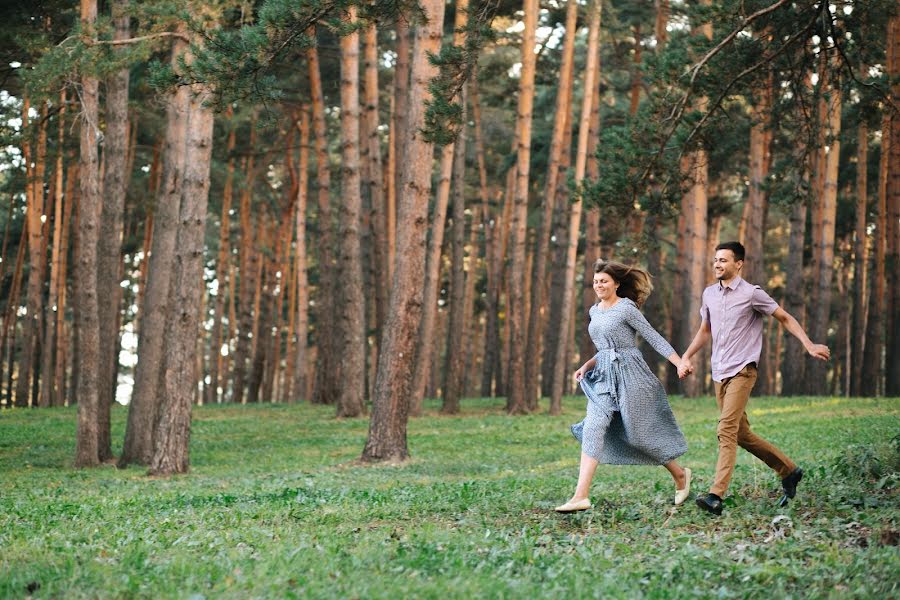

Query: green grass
<box><xmin>1</xmin><ymin>395</ymin><xmax>898</xmax><ymax>599</ymax></box>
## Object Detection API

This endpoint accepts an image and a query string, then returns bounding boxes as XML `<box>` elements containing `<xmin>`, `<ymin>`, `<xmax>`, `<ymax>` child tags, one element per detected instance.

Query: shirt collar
<box><xmin>718</xmin><ymin>276</ymin><xmax>744</xmax><ymax>291</ymax></box>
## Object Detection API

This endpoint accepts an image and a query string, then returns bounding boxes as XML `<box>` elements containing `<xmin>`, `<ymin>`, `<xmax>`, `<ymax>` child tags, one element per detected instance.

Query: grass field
<box><xmin>1</xmin><ymin>395</ymin><xmax>898</xmax><ymax>599</ymax></box>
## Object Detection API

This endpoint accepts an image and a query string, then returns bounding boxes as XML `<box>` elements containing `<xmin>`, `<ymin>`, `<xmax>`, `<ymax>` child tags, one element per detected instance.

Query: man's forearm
<box><xmin>682</xmin><ymin>329</ymin><xmax>710</xmax><ymax>360</ymax></box>
<box><xmin>780</xmin><ymin>313</ymin><xmax>814</xmax><ymax>350</ymax></box>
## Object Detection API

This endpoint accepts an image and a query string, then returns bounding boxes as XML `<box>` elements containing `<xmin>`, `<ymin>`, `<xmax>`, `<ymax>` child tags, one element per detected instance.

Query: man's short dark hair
<box><xmin>715</xmin><ymin>241</ymin><xmax>745</xmax><ymax>261</ymax></box>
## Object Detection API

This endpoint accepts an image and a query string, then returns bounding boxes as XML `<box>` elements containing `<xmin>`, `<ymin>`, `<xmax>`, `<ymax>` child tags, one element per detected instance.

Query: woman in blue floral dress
<box><xmin>555</xmin><ymin>260</ymin><xmax>692</xmax><ymax>512</ymax></box>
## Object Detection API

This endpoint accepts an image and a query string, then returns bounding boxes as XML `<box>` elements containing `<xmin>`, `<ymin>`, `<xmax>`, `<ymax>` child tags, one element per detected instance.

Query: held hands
<box><xmin>677</xmin><ymin>357</ymin><xmax>694</xmax><ymax>380</ymax></box>
<box><xmin>806</xmin><ymin>343</ymin><xmax>831</xmax><ymax>361</ymax></box>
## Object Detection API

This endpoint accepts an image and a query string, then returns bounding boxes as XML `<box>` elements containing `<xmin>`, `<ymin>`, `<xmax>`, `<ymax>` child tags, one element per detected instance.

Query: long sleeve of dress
<box><xmin>623</xmin><ymin>301</ymin><xmax>676</xmax><ymax>358</ymax></box>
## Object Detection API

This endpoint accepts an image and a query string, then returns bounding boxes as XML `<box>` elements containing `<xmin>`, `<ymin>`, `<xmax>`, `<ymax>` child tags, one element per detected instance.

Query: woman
<box><xmin>555</xmin><ymin>260</ymin><xmax>691</xmax><ymax>512</ymax></box>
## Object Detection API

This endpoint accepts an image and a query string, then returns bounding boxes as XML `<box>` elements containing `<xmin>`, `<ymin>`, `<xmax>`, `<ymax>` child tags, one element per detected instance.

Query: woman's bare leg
<box><xmin>664</xmin><ymin>460</ymin><xmax>686</xmax><ymax>488</ymax></box>
<box><xmin>569</xmin><ymin>452</ymin><xmax>599</xmax><ymax>501</ymax></box>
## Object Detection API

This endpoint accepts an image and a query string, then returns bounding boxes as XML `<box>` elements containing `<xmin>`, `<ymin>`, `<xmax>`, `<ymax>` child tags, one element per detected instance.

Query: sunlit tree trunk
<box><xmin>119</xmin><ymin>34</ymin><xmax>189</xmax><ymax>467</ymax></box>
<box><xmin>410</xmin><ymin>0</ymin><xmax>468</xmax><ymax>414</ymax></box>
<box><xmin>675</xmin><ymin>3</ymin><xmax>711</xmax><ymax>398</ymax></box>
<box><xmin>506</xmin><ymin>0</ymin><xmax>539</xmax><ymax>414</ymax></box>
<box><xmin>17</xmin><ymin>98</ymin><xmax>47</xmax><ymax>408</ymax></box>
<box><xmin>362</xmin><ymin>0</ymin><xmax>444</xmax><ymax>461</ymax></box>
<box><xmin>74</xmin><ymin>0</ymin><xmax>101</xmax><ymax>467</ymax></box>
<box><xmin>807</xmin><ymin>68</ymin><xmax>841</xmax><ymax>394</ymax></box>
<box><xmin>526</xmin><ymin>0</ymin><xmax>578</xmax><ymax>410</ymax></box>
<box><xmin>581</xmin><ymin>55</ymin><xmax>601</xmax><ymax>365</ymax></box>
<box><xmin>550</xmin><ymin>0</ymin><xmax>601</xmax><ymax>415</ymax></box>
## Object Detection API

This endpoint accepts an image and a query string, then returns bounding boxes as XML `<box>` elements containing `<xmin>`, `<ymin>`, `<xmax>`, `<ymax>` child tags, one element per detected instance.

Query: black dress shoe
<box><xmin>778</xmin><ymin>467</ymin><xmax>803</xmax><ymax>506</ymax></box>
<box><xmin>696</xmin><ymin>493</ymin><xmax>723</xmax><ymax>515</ymax></box>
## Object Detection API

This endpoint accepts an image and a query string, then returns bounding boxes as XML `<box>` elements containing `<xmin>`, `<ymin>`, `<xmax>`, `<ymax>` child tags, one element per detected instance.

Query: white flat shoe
<box><xmin>554</xmin><ymin>498</ymin><xmax>592</xmax><ymax>512</ymax></box>
<box><xmin>674</xmin><ymin>467</ymin><xmax>692</xmax><ymax>506</ymax></box>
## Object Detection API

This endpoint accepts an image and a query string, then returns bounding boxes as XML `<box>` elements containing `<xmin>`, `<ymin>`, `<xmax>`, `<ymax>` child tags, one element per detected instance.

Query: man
<box><xmin>679</xmin><ymin>241</ymin><xmax>830</xmax><ymax>515</ymax></box>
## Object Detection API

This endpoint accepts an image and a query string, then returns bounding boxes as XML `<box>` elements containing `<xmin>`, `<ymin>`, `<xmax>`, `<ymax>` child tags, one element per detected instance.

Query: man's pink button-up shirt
<box><xmin>700</xmin><ymin>276</ymin><xmax>779</xmax><ymax>382</ymax></box>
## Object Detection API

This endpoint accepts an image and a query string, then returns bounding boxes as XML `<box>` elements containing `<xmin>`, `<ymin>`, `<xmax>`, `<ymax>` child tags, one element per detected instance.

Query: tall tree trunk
<box><xmin>364</xmin><ymin>23</ymin><xmax>388</xmax><ymax>343</ymax></box>
<box><xmin>389</xmin><ymin>18</ymin><xmax>411</xmax><ymax>276</ymax></box>
<box><xmin>550</xmin><ymin>0</ymin><xmax>601</xmax><ymax>415</ymax></box>
<box><xmin>807</xmin><ymin>69</ymin><xmax>841</xmax><ymax>394</ymax></box>
<box><xmin>96</xmin><ymin>0</ymin><xmax>130</xmax><ymax>461</ymax></box>
<box><xmin>150</xmin><ymin>51</ymin><xmax>215</xmax><ymax>476</ymax></box>
<box><xmin>74</xmin><ymin>0</ymin><xmax>101</xmax><ymax>467</ymax></box>
<box><xmin>885</xmin><ymin>14</ymin><xmax>900</xmax><ymax>396</ymax></box>
<box><xmin>542</xmin><ymin>122</ymin><xmax>573</xmax><ymax>398</ymax></box>
<box><xmin>581</xmin><ymin>54</ymin><xmax>601</xmax><ymax>364</ymax></box>
<box><xmin>54</xmin><ymin>164</ymin><xmax>76</xmax><ymax>407</ymax></box>
<box><xmin>676</xmin><ymin>5</ymin><xmax>711</xmax><ymax>398</ymax></box>
<box><xmin>17</xmin><ymin>99</ymin><xmax>47</xmax><ymax>408</ymax></box>
<box><xmin>410</xmin><ymin>0</ymin><xmax>469</xmax><ymax>414</ymax></box>
<box><xmin>39</xmin><ymin>92</ymin><xmax>66</xmax><ymax>408</ymax></box>
<box><xmin>740</xmin><ymin>66</ymin><xmax>773</xmax><ymax>287</ymax></box>
<box><xmin>206</xmin><ymin>110</ymin><xmax>237</xmax><ymax>405</ymax></box>
<box><xmin>442</xmin><ymin>86</ymin><xmax>468</xmax><ymax>414</ymax></box>
<box><xmin>781</xmin><ymin>192</ymin><xmax>809</xmax><ymax>395</ymax></box>
<box><xmin>290</xmin><ymin>108</ymin><xmax>311</xmax><ymax>403</ymax></box>
<box><xmin>362</xmin><ymin>0</ymin><xmax>444</xmax><ymax>461</ymax></box>
<box><xmin>526</xmin><ymin>0</ymin><xmax>578</xmax><ymax>410</ymax></box>
<box><xmin>336</xmin><ymin>7</ymin><xmax>367</xmax><ymax>417</ymax></box>
<box><xmin>851</xmin><ymin>120</ymin><xmax>868</xmax><ymax>396</ymax></box>
<box><xmin>506</xmin><ymin>0</ymin><xmax>539</xmax><ymax>414</ymax></box>
<box><xmin>472</xmin><ymin>77</ymin><xmax>499</xmax><ymax>398</ymax></box>
<box><xmin>629</xmin><ymin>24</ymin><xmax>642</xmax><ymax>116</ymax></box>
<box><xmin>119</xmin><ymin>34</ymin><xmax>190</xmax><ymax>467</ymax></box>
<box><xmin>307</xmin><ymin>39</ymin><xmax>339</xmax><ymax>406</ymax></box>
<box><xmin>2</xmin><ymin>225</ymin><xmax>27</xmax><ymax>408</ymax></box>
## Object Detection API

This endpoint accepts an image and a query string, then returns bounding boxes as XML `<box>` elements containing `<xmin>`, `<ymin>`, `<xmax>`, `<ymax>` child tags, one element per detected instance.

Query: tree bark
<box><xmin>807</xmin><ymin>70</ymin><xmax>841</xmax><ymax>394</ymax></box>
<box><xmin>676</xmin><ymin>4</ymin><xmax>711</xmax><ymax>398</ymax></box>
<box><xmin>526</xmin><ymin>0</ymin><xmax>578</xmax><ymax>410</ymax></box>
<box><xmin>17</xmin><ymin>99</ymin><xmax>47</xmax><ymax>408</ymax></box>
<box><xmin>506</xmin><ymin>0</ymin><xmax>540</xmax><ymax>414</ymax></box>
<box><xmin>307</xmin><ymin>39</ymin><xmax>340</xmax><ymax>406</ymax></box>
<box><xmin>119</xmin><ymin>34</ymin><xmax>189</xmax><ymax>467</ymax></box>
<box><xmin>740</xmin><ymin>66</ymin><xmax>773</xmax><ymax>287</ymax></box>
<box><xmin>96</xmin><ymin>0</ymin><xmax>130</xmax><ymax>460</ymax></box>
<box><xmin>290</xmin><ymin>108</ymin><xmax>311</xmax><ymax>403</ymax></box>
<box><xmin>150</xmin><ymin>53</ymin><xmax>215</xmax><ymax>476</ymax></box>
<box><xmin>850</xmin><ymin>120</ymin><xmax>868</xmax><ymax>396</ymax></box>
<box><xmin>362</xmin><ymin>0</ymin><xmax>444</xmax><ymax>461</ymax></box>
<box><xmin>74</xmin><ymin>0</ymin><xmax>101</xmax><ymax>467</ymax></box>
<box><xmin>781</xmin><ymin>193</ymin><xmax>809</xmax><ymax>396</ymax></box>
<box><xmin>39</xmin><ymin>91</ymin><xmax>67</xmax><ymax>408</ymax></box>
<box><xmin>442</xmin><ymin>85</ymin><xmax>468</xmax><ymax>414</ymax></box>
<box><xmin>885</xmin><ymin>15</ymin><xmax>900</xmax><ymax>396</ymax></box>
<box><xmin>550</xmin><ymin>0</ymin><xmax>601</xmax><ymax>416</ymax></box>
<box><xmin>335</xmin><ymin>7</ymin><xmax>367</xmax><ymax>417</ymax></box>
<box><xmin>389</xmin><ymin>18</ymin><xmax>411</xmax><ymax>276</ymax></box>
<box><xmin>363</xmin><ymin>23</ymin><xmax>388</xmax><ymax>344</ymax></box>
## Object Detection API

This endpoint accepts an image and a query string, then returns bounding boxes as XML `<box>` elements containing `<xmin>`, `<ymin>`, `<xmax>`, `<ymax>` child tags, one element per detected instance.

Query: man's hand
<box><xmin>806</xmin><ymin>343</ymin><xmax>830</xmax><ymax>361</ymax></box>
<box><xmin>677</xmin><ymin>357</ymin><xmax>694</xmax><ymax>379</ymax></box>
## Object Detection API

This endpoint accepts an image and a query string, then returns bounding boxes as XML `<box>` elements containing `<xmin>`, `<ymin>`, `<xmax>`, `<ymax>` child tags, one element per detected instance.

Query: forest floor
<box><xmin>1</xmin><ymin>395</ymin><xmax>898</xmax><ymax>599</ymax></box>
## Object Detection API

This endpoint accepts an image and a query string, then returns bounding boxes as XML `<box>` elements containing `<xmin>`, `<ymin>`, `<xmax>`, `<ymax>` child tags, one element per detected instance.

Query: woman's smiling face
<box><xmin>593</xmin><ymin>272</ymin><xmax>619</xmax><ymax>302</ymax></box>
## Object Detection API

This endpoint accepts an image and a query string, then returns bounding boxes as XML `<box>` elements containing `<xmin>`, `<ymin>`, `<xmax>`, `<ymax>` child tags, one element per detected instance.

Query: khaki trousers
<box><xmin>710</xmin><ymin>364</ymin><xmax>796</xmax><ymax>497</ymax></box>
